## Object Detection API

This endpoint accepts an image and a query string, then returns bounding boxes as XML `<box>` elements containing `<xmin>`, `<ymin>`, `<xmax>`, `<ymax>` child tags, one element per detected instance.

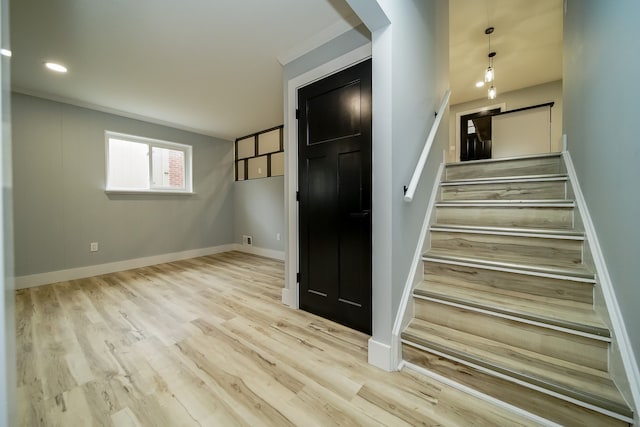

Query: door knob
<box><xmin>349</xmin><ymin>210</ymin><xmax>370</xmax><ymax>218</ymax></box>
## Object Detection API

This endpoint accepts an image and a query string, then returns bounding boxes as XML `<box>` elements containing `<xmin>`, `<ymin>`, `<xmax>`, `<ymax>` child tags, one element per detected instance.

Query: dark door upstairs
<box><xmin>460</xmin><ymin>108</ymin><xmax>500</xmax><ymax>161</ymax></box>
<box><xmin>297</xmin><ymin>59</ymin><xmax>372</xmax><ymax>335</ymax></box>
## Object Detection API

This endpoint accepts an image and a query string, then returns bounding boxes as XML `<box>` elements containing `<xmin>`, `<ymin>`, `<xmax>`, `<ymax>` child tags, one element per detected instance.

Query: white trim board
<box><xmin>14</xmin><ymin>244</ymin><xmax>284</xmax><ymax>289</ymax></box>
<box><xmin>563</xmin><ymin>148</ymin><xmax>640</xmax><ymax>422</ymax></box>
<box><xmin>391</xmin><ymin>161</ymin><xmax>445</xmax><ymax>370</ymax></box>
<box><xmin>368</xmin><ymin>338</ymin><xmax>393</xmax><ymax>372</ymax></box>
<box><xmin>232</xmin><ymin>244</ymin><xmax>285</xmax><ymax>261</ymax></box>
<box><xmin>283</xmin><ymin>43</ymin><xmax>372</xmax><ymax>310</ymax></box>
<box><xmin>276</xmin><ymin>14</ymin><xmax>362</xmax><ymax>66</ymax></box>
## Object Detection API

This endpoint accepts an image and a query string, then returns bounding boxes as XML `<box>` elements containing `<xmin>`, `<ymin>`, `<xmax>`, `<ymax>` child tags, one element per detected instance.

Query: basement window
<box><xmin>105</xmin><ymin>131</ymin><xmax>193</xmax><ymax>193</ymax></box>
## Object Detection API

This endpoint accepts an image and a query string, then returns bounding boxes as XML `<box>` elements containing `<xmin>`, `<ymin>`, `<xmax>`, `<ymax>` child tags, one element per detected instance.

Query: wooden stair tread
<box><xmin>420</xmin><ymin>268</ymin><xmax>594</xmax><ymax>309</ymax></box>
<box><xmin>402</xmin><ymin>319</ymin><xmax>632</xmax><ymax>418</ymax></box>
<box><xmin>404</xmin><ymin>153</ymin><xmax>634</xmax><ymax>425</ymax></box>
<box><xmin>444</xmin><ymin>154</ymin><xmax>562</xmax><ymax>181</ymax></box>
<box><xmin>415</xmin><ymin>281</ymin><xmax>609</xmax><ymax>337</ymax></box>
<box><xmin>426</xmin><ymin>244</ymin><xmax>583</xmax><ymax>271</ymax></box>
<box><xmin>445</xmin><ymin>152</ymin><xmax>562</xmax><ymax>167</ymax></box>
<box><xmin>423</xmin><ymin>260</ymin><xmax>595</xmax><ymax>304</ymax></box>
<box><xmin>436</xmin><ymin>199</ymin><xmax>574</xmax><ymax>206</ymax></box>
<box><xmin>424</xmin><ymin>250</ymin><xmax>595</xmax><ymax>280</ymax></box>
<box><xmin>440</xmin><ymin>177</ymin><xmax>568</xmax><ymax>202</ymax></box>
<box><xmin>431</xmin><ymin>223</ymin><xmax>584</xmax><ymax>238</ymax></box>
<box><xmin>435</xmin><ymin>202</ymin><xmax>574</xmax><ymax>230</ymax></box>
<box><xmin>441</xmin><ymin>173</ymin><xmax>568</xmax><ymax>186</ymax></box>
<box><xmin>402</xmin><ymin>347</ymin><xmax>631</xmax><ymax>427</ymax></box>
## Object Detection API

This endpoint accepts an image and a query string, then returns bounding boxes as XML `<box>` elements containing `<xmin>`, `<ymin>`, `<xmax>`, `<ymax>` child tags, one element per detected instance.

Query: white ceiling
<box><xmin>450</xmin><ymin>0</ymin><xmax>563</xmax><ymax>105</ymax></box>
<box><xmin>10</xmin><ymin>0</ymin><xmax>359</xmax><ymax>140</ymax></box>
<box><xmin>10</xmin><ymin>0</ymin><xmax>563</xmax><ymax>140</ymax></box>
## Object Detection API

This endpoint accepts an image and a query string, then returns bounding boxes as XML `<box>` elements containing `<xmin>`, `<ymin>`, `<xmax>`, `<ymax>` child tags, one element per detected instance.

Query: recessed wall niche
<box><xmin>235</xmin><ymin>125</ymin><xmax>284</xmax><ymax>181</ymax></box>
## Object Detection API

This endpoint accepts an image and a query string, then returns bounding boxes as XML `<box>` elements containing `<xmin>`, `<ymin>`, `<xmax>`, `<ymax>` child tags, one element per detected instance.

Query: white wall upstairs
<box><xmin>449</xmin><ymin>80</ymin><xmax>563</xmax><ymax>162</ymax></box>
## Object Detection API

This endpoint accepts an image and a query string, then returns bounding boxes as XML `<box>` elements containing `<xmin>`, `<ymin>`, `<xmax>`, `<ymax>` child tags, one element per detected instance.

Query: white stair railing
<box><xmin>403</xmin><ymin>90</ymin><xmax>451</xmax><ymax>202</ymax></box>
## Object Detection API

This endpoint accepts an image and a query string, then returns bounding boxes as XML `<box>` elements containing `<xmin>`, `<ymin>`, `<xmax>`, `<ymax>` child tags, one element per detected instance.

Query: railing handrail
<box><xmin>403</xmin><ymin>89</ymin><xmax>451</xmax><ymax>202</ymax></box>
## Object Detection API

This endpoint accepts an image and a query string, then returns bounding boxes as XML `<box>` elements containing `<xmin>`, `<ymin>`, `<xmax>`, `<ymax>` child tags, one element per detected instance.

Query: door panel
<box><xmin>298</xmin><ymin>59</ymin><xmax>372</xmax><ymax>334</ymax></box>
<box><xmin>307</xmin><ymin>81</ymin><xmax>362</xmax><ymax>144</ymax></box>
<box><xmin>338</xmin><ymin>150</ymin><xmax>364</xmax><ymax>306</ymax></box>
<box><xmin>306</xmin><ymin>154</ymin><xmax>336</xmax><ymax>297</ymax></box>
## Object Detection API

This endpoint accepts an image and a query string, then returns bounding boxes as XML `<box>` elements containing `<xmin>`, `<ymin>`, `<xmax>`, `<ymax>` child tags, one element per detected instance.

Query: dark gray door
<box><xmin>297</xmin><ymin>59</ymin><xmax>372</xmax><ymax>334</ymax></box>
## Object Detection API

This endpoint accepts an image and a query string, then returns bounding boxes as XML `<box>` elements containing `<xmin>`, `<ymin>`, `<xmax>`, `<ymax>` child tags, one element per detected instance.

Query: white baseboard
<box><xmin>15</xmin><ymin>244</ymin><xmax>236</xmax><ymax>289</ymax></box>
<box><xmin>281</xmin><ymin>287</ymin><xmax>295</xmax><ymax>307</ymax></box>
<box><xmin>15</xmin><ymin>244</ymin><xmax>286</xmax><ymax>290</ymax></box>
<box><xmin>391</xmin><ymin>161</ymin><xmax>445</xmax><ymax>369</ymax></box>
<box><xmin>368</xmin><ymin>338</ymin><xmax>394</xmax><ymax>372</ymax></box>
<box><xmin>563</xmin><ymin>149</ymin><xmax>640</xmax><ymax>421</ymax></box>
<box><xmin>232</xmin><ymin>244</ymin><xmax>285</xmax><ymax>261</ymax></box>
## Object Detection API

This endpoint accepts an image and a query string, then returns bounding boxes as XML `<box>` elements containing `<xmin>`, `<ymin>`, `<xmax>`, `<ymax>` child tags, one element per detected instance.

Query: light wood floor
<box><xmin>16</xmin><ymin>251</ymin><xmax>541</xmax><ymax>426</ymax></box>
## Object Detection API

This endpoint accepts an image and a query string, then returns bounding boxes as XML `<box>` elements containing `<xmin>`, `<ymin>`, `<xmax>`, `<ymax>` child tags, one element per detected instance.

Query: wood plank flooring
<box><xmin>16</xmin><ymin>251</ymin><xmax>542</xmax><ymax>426</ymax></box>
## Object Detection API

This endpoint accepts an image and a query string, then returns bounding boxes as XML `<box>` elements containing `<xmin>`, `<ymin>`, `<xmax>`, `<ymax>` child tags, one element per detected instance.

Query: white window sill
<box><xmin>105</xmin><ymin>190</ymin><xmax>195</xmax><ymax>195</ymax></box>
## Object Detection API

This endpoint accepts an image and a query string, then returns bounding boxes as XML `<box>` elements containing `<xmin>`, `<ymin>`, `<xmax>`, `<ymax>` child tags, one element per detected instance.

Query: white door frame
<box><xmin>282</xmin><ymin>43</ymin><xmax>372</xmax><ymax>309</ymax></box>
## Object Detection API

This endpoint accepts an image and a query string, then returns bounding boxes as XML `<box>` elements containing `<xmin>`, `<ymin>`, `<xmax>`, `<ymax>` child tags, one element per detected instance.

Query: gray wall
<box><xmin>233</xmin><ymin>176</ymin><xmax>284</xmax><ymax>252</ymax></box>
<box><xmin>12</xmin><ymin>93</ymin><xmax>234</xmax><ymax>276</ymax></box>
<box><xmin>1</xmin><ymin>0</ymin><xmax>16</xmax><ymax>420</ymax></box>
<box><xmin>449</xmin><ymin>80</ymin><xmax>563</xmax><ymax>162</ymax></box>
<box><xmin>564</xmin><ymin>0</ymin><xmax>640</xmax><ymax>361</ymax></box>
<box><xmin>387</xmin><ymin>0</ymin><xmax>449</xmax><ymax>331</ymax></box>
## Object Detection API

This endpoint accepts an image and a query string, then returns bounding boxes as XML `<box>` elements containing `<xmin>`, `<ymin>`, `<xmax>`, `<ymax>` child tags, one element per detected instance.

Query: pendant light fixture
<box><xmin>484</xmin><ymin>27</ymin><xmax>497</xmax><ymax>99</ymax></box>
<box><xmin>488</xmin><ymin>84</ymin><xmax>497</xmax><ymax>100</ymax></box>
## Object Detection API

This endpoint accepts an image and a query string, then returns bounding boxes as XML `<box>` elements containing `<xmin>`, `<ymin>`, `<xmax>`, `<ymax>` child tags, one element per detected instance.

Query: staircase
<box><xmin>401</xmin><ymin>153</ymin><xmax>634</xmax><ymax>426</ymax></box>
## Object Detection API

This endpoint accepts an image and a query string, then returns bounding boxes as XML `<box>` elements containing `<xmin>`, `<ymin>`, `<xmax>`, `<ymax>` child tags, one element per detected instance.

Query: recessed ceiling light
<box><xmin>475</xmin><ymin>81</ymin><xmax>485</xmax><ymax>88</ymax></box>
<box><xmin>0</xmin><ymin>49</ymin><xmax>11</xmax><ymax>57</ymax></box>
<box><xmin>45</xmin><ymin>62</ymin><xmax>68</xmax><ymax>73</ymax></box>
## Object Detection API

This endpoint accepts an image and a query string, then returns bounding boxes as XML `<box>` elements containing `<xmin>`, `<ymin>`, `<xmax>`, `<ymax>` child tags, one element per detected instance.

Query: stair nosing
<box><xmin>436</xmin><ymin>199</ymin><xmax>574</xmax><ymax>207</ymax></box>
<box><xmin>423</xmin><ymin>252</ymin><xmax>595</xmax><ymax>282</ymax></box>
<box><xmin>401</xmin><ymin>333</ymin><xmax>633</xmax><ymax>420</ymax></box>
<box><xmin>413</xmin><ymin>287</ymin><xmax>610</xmax><ymax>338</ymax></box>
<box><xmin>430</xmin><ymin>224</ymin><xmax>584</xmax><ymax>240</ymax></box>
<box><xmin>441</xmin><ymin>173</ymin><xmax>568</xmax><ymax>186</ymax></box>
<box><xmin>445</xmin><ymin>152</ymin><xmax>562</xmax><ymax>167</ymax></box>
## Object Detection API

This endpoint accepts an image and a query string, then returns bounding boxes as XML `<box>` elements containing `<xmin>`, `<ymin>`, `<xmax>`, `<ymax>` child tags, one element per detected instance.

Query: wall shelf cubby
<box><xmin>235</xmin><ymin>125</ymin><xmax>284</xmax><ymax>181</ymax></box>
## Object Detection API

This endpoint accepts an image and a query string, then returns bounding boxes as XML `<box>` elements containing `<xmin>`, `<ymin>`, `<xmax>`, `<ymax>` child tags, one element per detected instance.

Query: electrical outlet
<box><xmin>242</xmin><ymin>235</ymin><xmax>252</xmax><ymax>246</ymax></box>
<box><xmin>276</xmin><ymin>233</ymin><xmax>281</xmax><ymax>241</ymax></box>
<box><xmin>90</xmin><ymin>242</ymin><xmax>99</xmax><ymax>252</ymax></box>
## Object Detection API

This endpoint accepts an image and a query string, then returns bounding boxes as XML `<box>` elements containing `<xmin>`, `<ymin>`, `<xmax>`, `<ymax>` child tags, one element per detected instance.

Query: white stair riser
<box><xmin>436</xmin><ymin>205</ymin><xmax>574</xmax><ymax>229</ymax></box>
<box><xmin>441</xmin><ymin>180</ymin><xmax>566</xmax><ymax>201</ymax></box>
<box><xmin>413</xmin><ymin>298</ymin><xmax>609</xmax><ymax>371</ymax></box>
<box><xmin>445</xmin><ymin>156</ymin><xmax>562</xmax><ymax>181</ymax></box>
<box><xmin>423</xmin><ymin>261</ymin><xmax>594</xmax><ymax>304</ymax></box>
<box><xmin>430</xmin><ymin>231</ymin><xmax>584</xmax><ymax>268</ymax></box>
